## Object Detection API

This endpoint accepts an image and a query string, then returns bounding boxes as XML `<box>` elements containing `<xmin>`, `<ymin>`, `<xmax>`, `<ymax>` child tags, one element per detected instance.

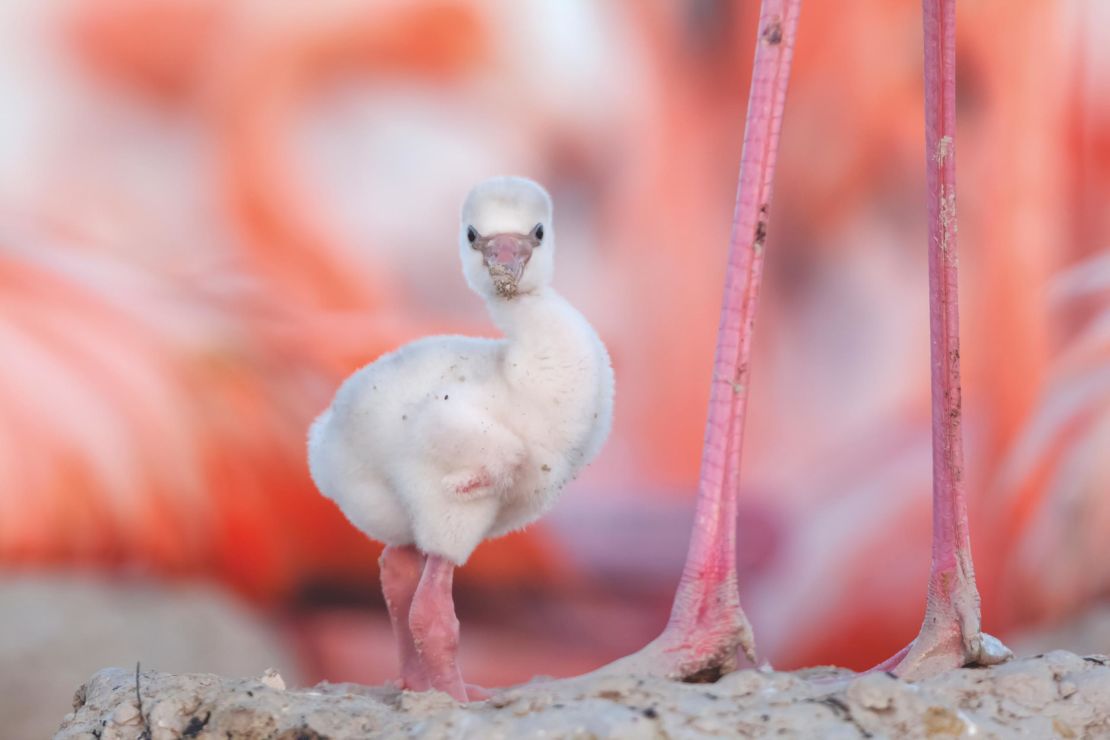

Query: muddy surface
<box><xmin>57</xmin><ymin>650</ymin><xmax>1110</xmax><ymax>739</ymax></box>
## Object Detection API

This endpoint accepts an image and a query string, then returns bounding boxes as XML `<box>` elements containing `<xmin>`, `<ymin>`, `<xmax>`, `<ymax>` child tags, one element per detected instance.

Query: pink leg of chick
<box><xmin>875</xmin><ymin>0</ymin><xmax>1011</xmax><ymax>678</ymax></box>
<box><xmin>381</xmin><ymin>547</ymin><xmax>494</xmax><ymax>702</ymax></box>
<box><xmin>379</xmin><ymin>545</ymin><xmax>431</xmax><ymax>691</ymax></box>
<box><xmin>407</xmin><ymin>555</ymin><xmax>468</xmax><ymax>701</ymax></box>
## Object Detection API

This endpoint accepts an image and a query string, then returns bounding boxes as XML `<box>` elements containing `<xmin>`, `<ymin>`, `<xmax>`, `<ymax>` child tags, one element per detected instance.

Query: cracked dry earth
<box><xmin>57</xmin><ymin>651</ymin><xmax>1110</xmax><ymax>739</ymax></box>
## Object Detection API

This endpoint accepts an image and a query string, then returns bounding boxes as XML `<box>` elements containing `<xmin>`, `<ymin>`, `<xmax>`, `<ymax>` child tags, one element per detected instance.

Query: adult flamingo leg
<box><xmin>597</xmin><ymin>0</ymin><xmax>802</xmax><ymax>681</ymax></box>
<box><xmin>878</xmin><ymin>0</ymin><xmax>1011</xmax><ymax>679</ymax></box>
<box><xmin>378</xmin><ymin>545</ymin><xmax>430</xmax><ymax>691</ymax></box>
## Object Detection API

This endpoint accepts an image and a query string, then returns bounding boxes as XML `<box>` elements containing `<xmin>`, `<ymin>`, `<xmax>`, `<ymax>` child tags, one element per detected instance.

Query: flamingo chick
<box><xmin>307</xmin><ymin>176</ymin><xmax>614</xmax><ymax>701</ymax></box>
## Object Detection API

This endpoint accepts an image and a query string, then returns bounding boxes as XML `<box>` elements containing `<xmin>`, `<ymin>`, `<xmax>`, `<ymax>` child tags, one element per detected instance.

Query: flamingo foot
<box><xmin>877</xmin><ymin>566</ymin><xmax>1012</xmax><ymax>679</ymax></box>
<box><xmin>605</xmin><ymin>620</ymin><xmax>755</xmax><ymax>683</ymax></box>
<box><xmin>588</xmin><ymin>567</ymin><xmax>756</xmax><ymax>682</ymax></box>
<box><xmin>882</xmin><ymin>626</ymin><xmax>1011</xmax><ymax>679</ymax></box>
<box><xmin>882</xmin><ymin>623</ymin><xmax>1011</xmax><ymax>679</ymax></box>
<box><xmin>464</xmin><ymin>683</ymin><xmax>494</xmax><ymax>701</ymax></box>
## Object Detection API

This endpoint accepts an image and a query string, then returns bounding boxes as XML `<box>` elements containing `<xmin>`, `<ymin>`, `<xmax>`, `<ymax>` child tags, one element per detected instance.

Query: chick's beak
<box><xmin>481</xmin><ymin>234</ymin><xmax>533</xmax><ymax>298</ymax></box>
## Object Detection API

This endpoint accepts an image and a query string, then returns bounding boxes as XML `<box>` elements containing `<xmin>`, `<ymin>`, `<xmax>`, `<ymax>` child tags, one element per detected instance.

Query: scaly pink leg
<box><xmin>379</xmin><ymin>545</ymin><xmax>430</xmax><ymax>691</ymax></box>
<box><xmin>877</xmin><ymin>0</ymin><xmax>1011</xmax><ymax>679</ymax></box>
<box><xmin>408</xmin><ymin>554</ymin><xmax>468</xmax><ymax>701</ymax></box>
<box><xmin>594</xmin><ymin>0</ymin><xmax>802</xmax><ymax>682</ymax></box>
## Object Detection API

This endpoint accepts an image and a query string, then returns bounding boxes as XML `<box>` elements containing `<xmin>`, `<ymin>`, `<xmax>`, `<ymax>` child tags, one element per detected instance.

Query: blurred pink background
<box><xmin>2</xmin><ymin>1</ymin><xmax>1110</xmax><ymax>736</ymax></box>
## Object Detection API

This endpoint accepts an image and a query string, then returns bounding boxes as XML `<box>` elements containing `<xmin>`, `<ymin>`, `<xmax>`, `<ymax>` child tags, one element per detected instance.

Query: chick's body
<box><xmin>308</xmin><ymin>177</ymin><xmax>613</xmax><ymax>565</ymax></box>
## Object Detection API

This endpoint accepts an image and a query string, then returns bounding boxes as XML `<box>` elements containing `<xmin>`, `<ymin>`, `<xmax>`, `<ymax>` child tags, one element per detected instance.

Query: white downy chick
<box><xmin>308</xmin><ymin>176</ymin><xmax>614</xmax><ymax>565</ymax></box>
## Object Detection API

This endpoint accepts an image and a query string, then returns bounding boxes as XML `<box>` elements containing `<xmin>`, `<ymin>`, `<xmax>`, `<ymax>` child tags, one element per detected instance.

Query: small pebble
<box><xmin>259</xmin><ymin>669</ymin><xmax>286</xmax><ymax>691</ymax></box>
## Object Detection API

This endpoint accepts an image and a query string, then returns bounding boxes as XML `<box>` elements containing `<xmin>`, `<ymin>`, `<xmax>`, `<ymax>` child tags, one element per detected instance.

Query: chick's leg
<box><xmin>409</xmin><ymin>554</ymin><xmax>468</xmax><ymax>701</ymax></box>
<box><xmin>379</xmin><ymin>545</ymin><xmax>430</xmax><ymax>691</ymax></box>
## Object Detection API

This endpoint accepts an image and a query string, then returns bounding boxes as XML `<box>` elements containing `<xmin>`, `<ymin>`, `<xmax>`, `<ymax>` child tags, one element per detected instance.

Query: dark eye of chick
<box><xmin>467</xmin><ymin>226</ymin><xmax>478</xmax><ymax>245</ymax></box>
<box><xmin>532</xmin><ymin>223</ymin><xmax>544</xmax><ymax>243</ymax></box>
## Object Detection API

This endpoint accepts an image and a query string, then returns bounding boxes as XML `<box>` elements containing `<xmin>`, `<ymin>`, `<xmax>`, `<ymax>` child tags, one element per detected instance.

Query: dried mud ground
<box><xmin>58</xmin><ymin>651</ymin><xmax>1109</xmax><ymax>739</ymax></box>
